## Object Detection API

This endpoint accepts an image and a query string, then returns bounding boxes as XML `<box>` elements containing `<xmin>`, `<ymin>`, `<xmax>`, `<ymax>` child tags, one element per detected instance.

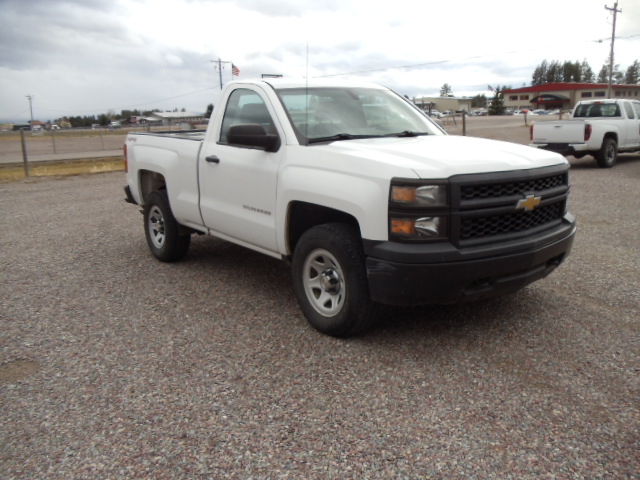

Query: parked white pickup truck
<box><xmin>124</xmin><ymin>78</ymin><xmax>576</xmax><ymax>337</ymax></box>
<box><xmin>530</xmin><ymin>99</ymin><xmax>640</xmax><ymax>167</ymax></box>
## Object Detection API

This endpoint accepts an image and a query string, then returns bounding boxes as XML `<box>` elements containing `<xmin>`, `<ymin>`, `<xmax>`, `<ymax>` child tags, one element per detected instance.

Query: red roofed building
<box><xmin>502</xmin><ymin>82</ymin><xmax>640</xmax><ymax>112</ymax></box>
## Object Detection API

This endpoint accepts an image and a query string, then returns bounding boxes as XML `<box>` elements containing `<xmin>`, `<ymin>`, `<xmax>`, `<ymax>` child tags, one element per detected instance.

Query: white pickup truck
<box><xmin>124</xmin><ymin>78</ymin><xmax>576</xmax><ymax>337</ymax></box>
<box><xmin>530</xmin><ymin>99</ymin><xmax>640</xmax><ymax>168</ymax></box>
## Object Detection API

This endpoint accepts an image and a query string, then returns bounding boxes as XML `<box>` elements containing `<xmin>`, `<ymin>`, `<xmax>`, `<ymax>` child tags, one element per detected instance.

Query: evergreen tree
<box><xmin>488</xmin><ymin>85</ymin><xmax>509</xmax><ymax>115</ymax></box>
<box><xmin>547</xmin><ymin>60</ymin><xmax>562</xmax><ymax>83</ymax></box>
<box><xmin>624</xmin><ymin>60</ymin><xmax>640</xmax><ymax>84</ymax></box>
<box><xmin>598</xmin><ymin>59</ymin><xmax>624</xmax><ymax>84</ymax></box>
<box><xmin>470</xmin><ymin>94</ymin><xmax>487</xmax><ymax>108</ymax></box>
<box><xmin>597</xmin><ymin>64</ymin><xmax>609</xmax><ymax>83</ymax></box>
<box><xmin>532</xmin><ymin>60</ymin><xmax>548</xmax><ymax>85</ymax></box>
<box><xmin>580</xmin><ymin>60</ymin><xmax>595</xmax><ymax>83</ymax></box>
<box><xmin>440</xmin><ymin>83</ymin><xmax>453</xmax><ymax>97</ymax></box>
<box><xmin>561</xmin><ymin>61</ymin><xmax>581</xmax><ymax>82</ymax></box>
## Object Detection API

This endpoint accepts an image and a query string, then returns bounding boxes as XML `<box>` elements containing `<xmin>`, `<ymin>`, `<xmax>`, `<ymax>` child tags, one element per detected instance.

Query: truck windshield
<box><xmin>275</xmin><ymin>87</ymin><xmax>443</xmax><ymax>144</ymax></box>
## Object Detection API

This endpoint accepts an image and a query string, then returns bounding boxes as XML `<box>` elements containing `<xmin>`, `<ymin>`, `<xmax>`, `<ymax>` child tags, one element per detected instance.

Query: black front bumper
<box><xmin>365</xmin><ymin>217</ymin><xmax>576</xmax><ymax>306</ymax></box>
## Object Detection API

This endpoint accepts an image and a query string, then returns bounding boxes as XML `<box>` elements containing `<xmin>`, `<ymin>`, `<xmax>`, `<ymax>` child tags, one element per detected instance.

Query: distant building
<box><xmin>148</xmin><ymin>111</ymin><xmax>205</xmax><ymax>127</ymax></box>
<box><xmin>413</xmin><ymin>96</ymin><xmax>472</xmax><ymax>113</ymax></box>
<box><xmin>503</xmin><ymin>82</ymin><xmax>640</xmax><ymax>111</ymax></box>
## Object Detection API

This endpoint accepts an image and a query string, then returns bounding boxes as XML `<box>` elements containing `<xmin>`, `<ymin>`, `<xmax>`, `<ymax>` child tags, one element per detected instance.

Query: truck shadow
<box><xmin>568</xmin><ymin>153</ymin><xmax>640</xmax><ymax>169</ymax></box>
<box><xmin>182</xmin><ymin>234</ymin><xmax>544</xmax><ymax>342</ymax></box>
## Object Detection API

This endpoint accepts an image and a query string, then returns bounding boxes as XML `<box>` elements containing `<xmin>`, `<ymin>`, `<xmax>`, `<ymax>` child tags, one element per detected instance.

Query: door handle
<box><xmin>205</xmin><ymin>155</ymin><xmax>220</xmax><ymax>164</ymax></box>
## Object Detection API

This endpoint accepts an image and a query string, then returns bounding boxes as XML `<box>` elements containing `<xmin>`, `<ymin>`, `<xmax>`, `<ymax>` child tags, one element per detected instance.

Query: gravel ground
<box><xmin>1</xmin><ymin>151</ymin><xmax>639</xmax><ymax>478</ymax></box>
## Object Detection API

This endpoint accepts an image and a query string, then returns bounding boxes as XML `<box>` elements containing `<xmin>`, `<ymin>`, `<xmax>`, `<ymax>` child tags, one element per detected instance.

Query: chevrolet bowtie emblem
<box><xmin>516</xmin><ymin>194</ymin><xmax>542</xmax><ymax>211</ymax></box>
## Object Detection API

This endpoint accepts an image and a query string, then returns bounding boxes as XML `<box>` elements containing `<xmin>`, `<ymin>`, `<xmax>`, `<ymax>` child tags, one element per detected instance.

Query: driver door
<box><xmin>199</xmin><ymin>87</ymin><xmax>283</xmax><ymax>254</ymax></box>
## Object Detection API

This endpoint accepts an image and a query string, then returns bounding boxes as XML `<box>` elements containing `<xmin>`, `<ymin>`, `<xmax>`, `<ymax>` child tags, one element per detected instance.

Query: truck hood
<box><xmin>318</xmin><ymin>135</ymin><xmax>567</xmax><ymax>179</ymax></box>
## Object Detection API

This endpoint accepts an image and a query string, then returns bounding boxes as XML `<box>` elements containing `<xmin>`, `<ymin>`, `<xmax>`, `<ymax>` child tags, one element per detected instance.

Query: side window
<box><xmin>219</xmin><ymin>89</ymin><xmax>276</xmax><ymax>144</ymax></box>
<box><xmin>633</xmin><ymin>103</ymin><xmax>640</xmax><ymax>118</ymax></box>
<box><xmin>623</xmin><ymin>102</ymin><xmax>636</xmax><ymax>119</ymax></box>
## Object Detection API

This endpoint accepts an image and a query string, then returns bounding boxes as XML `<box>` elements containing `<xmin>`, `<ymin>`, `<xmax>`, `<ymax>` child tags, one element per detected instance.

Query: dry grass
<box><xmin>0</xmin><ymin>157</ymin><xmax>124</xmax><ymax>182</ymax></box>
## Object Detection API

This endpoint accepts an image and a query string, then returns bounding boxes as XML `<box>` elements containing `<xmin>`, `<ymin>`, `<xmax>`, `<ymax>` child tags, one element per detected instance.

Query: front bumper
<box><xmin>365</xmin><ymin>217</ymin><xmax>576</xmax><ymax>306</ymax></box>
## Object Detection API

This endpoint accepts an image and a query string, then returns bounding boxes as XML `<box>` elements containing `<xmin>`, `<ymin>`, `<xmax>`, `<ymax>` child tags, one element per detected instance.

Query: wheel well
<box><xmin>139</xmin><ymin>170</ymin><xmax>166</xmax><ymax>203</ymax></box>
<box><xmin>287</xmin><ymin>201</ymin><xmax>361</xmax><ymax>255</ymax></box>
<box><xmin>603</xmin><ymin>132</ymin><xmax>618</xmax><ymax>144</ymax></box>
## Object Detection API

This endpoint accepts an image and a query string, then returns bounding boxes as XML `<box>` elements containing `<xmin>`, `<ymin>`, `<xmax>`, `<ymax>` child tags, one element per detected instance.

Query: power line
<box><xmin>316</xmin><ymin>33</ymin><xmax>639</xmax><ymax>80</ymax></box>
<box><xmin>34</xmin><ymin>86</ymin><xmax>218</xmax><ymax>115</ymax></box>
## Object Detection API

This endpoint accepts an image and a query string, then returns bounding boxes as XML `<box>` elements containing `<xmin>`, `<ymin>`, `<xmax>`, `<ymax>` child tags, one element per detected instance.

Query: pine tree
<box><xmin>597</xmin><ymin>64</ymin><xmax>609</xmax><ymax>83</ymax></box>
<box><xmin>488</xmin><ymin>86</ymin><xmax>509</xmax><ymax>115</ymax></box>
<box><xmin>532</xmin><ymin>60</ymin><xmax>548</xmax><ymax>85</ymax></box>
<box><xmin>440</xmin><ymin>83</ymin><xmax>453</xmax><ymax>97</ymax></box>
<box><xmin>580</xmin><ymin>60</ymin><xmax>595</xmax><ymax>83</ymax></box>
<box><xmin>624</xmin><ymin>60</ymin><xmax>639</xmax><ymax>84</ymax></box>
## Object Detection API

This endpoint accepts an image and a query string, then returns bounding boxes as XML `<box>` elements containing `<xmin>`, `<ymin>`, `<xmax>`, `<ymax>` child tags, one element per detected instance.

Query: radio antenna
<box><xmin>305</xmin><ymin>40</ymin><xmax>309</xmax><ymax>144</ymax></box>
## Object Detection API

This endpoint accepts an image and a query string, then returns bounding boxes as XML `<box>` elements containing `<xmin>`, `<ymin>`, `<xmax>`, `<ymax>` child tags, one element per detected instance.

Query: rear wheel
<box><xmin>292</xmin><ymin>223</ymin><xmax>379</xmax><ymax>337</ymax></box>
<box><xmin>595</xmin><ymin>138</ymin><xmax>617</xmax><ymax>168</ymax></box>
<box><xmin>143</xmin><ymin>190</ymin><xmax>191</xmax><ymax>262</ymax></box>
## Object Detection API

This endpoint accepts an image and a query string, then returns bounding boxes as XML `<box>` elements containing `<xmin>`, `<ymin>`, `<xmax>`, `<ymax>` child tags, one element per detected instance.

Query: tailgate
<box><xmin>532</xmin><ymin>121</ymin><xmax>586</xmax><ymax>144</ymax></box>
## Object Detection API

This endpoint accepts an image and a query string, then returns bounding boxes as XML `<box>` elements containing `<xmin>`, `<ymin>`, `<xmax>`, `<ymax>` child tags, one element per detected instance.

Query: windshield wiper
<box><xmin>307</xmin><ymin>131</ymin><xmax>429</xmax><ymax>144</ymax></box>
<box><xmin>388</xmin><ymin>130</ymin><xmax>429</xmax><ymax>137</ymax></box>
<box><xmin>307</xmin><ymin>133</ymin><xmax>372</xmax><ymax>144</ymax></box>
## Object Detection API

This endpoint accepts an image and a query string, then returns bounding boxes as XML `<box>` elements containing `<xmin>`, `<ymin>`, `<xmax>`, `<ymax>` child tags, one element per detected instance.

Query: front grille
<box><xmin>451</xmin><ymin>166</ymin><xmax>569</xmax><ymax>246</ymax></box>
<box><xmin>460</xmin><ymin>203</ymin><xmax>562</xmax><ymax>240</ymax></box>
<box><xmin>461</xmin><ymin>174</ymin><xmax>565</xmax><ymax>201</ymax></box>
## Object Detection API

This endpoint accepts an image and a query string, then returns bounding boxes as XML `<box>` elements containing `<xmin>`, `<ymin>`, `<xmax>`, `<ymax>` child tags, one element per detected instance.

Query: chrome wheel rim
<box><xmin>302</xmin><ymin>248</ymin><xmax>345</xmax><ymax>317</ymax></box>
<box><xmin>605</xmin><ymin>144</ymin><xmax>615</xmax><ymax>162</ymax></box>
<box><xmin>148</xmin><ymin>205</ymin><xmax>166</xmax><ymax>249</ymax></box>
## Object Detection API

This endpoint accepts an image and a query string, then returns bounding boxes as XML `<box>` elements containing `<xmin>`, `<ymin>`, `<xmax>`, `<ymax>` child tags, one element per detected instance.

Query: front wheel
<box><xmin>143</xmin><ymin>190</ymin><xmax>191</xmax><ymax>262</ymax></box>
<box><xmin>595</xmin><ymin>138</ymin><xmax>618</xmax><ymax>168</ymax></box>
<box><xmin>292</xmin><ymin>223</ymin><xmax>379</xmax><ymax>337</ymax></box>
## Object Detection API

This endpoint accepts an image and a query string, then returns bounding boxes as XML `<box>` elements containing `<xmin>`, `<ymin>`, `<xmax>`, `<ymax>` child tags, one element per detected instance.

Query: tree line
<box><xmin>437</xmin><ymin>58</ymin><xmax>639</xmax><ymax>116</ymax></box>
<box><xmin>532</xmin><ymin>59</ymin><xmax>640</xmax><ymax>85</ymax></box>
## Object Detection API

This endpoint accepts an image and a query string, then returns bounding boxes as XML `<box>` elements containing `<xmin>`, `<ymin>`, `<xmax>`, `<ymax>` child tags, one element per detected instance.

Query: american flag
<box><xmin>232</xmin><ymin>64</ymin><xmax>240</xmax><ymax>76</ymax></box>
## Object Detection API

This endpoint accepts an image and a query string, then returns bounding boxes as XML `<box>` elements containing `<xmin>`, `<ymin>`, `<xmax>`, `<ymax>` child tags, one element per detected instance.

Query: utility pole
<box><xmin>26</xmin><ymin>94</ymin><xmax>34</xmax><ymax>130</ymax></box>
<box><xmin>605</xmin><ymin>2</ymin><xmax>621</xmax><ymax>99</ymax></box>
<box><xmin>211</xmin><ymin>58</ymin><xmax>231</xmax><ymax>90</ymax></box>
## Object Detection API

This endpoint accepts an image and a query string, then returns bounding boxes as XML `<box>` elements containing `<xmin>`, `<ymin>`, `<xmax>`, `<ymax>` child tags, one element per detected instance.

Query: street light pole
<box><xmin>26</xmin><ymin>94</ymin><xmax>34</xmax><ymax>130</ymax></box>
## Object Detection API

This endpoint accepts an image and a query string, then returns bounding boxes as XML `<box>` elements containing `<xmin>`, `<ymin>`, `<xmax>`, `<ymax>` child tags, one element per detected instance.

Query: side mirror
<box><xmin>227</xmin><ymin>124</ymin><xmax>280</xmax><ymax>152</ymax></box>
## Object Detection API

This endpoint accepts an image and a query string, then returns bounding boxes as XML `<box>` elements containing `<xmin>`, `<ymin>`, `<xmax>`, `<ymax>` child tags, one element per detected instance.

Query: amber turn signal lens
<box><xmin>390</xmin><ymin>186</ymin><xmax>416</xmax><ymax>203</ymax></box>
<box><xmin>390</xmin><ymin>218</ymin><xmax>414</xmax><ymax>235</ymax></box>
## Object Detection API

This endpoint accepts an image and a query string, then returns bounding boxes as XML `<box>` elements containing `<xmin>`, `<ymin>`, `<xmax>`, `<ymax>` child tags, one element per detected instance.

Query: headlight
<box><xmin>390</xmin><ymin>184</ymin><xmax>447</xmax><ymax>207</ymax></box>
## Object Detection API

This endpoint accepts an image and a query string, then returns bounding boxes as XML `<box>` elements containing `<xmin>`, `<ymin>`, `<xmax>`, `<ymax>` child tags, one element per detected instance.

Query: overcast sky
<box><xmin>1</xmin><ymin>0</ymin><xmax>639</xmax><ymax>123</ymax></box>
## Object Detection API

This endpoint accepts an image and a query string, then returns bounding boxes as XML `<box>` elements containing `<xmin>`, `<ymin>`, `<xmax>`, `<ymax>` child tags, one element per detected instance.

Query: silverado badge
<box><xmin>516</xmin><ymin>194</ymin><xmax>542</xmax><ymax>211</ymax></box>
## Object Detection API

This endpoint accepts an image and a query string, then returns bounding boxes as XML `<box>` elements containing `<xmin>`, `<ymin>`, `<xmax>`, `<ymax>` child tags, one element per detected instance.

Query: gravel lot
<box><xmin>1</xmin><ymin>139</ymin><xmax>639</xmax><ymax>477</ymax></box>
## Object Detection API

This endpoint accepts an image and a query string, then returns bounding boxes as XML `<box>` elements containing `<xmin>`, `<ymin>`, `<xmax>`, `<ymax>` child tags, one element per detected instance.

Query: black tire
<box><xmin>143</xmin><ymin>190</ymin><xmax>191</xmax><ymax>262</ymax></box>
<box><xmin>595</xmin><ymin>137</ymin><xmax>617</xmax><ymax>168</ymax></box>
<box><xmin>291</xmin><ymin>223</ymin><xmax>379</xmax><ymax>337</ymax></box>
